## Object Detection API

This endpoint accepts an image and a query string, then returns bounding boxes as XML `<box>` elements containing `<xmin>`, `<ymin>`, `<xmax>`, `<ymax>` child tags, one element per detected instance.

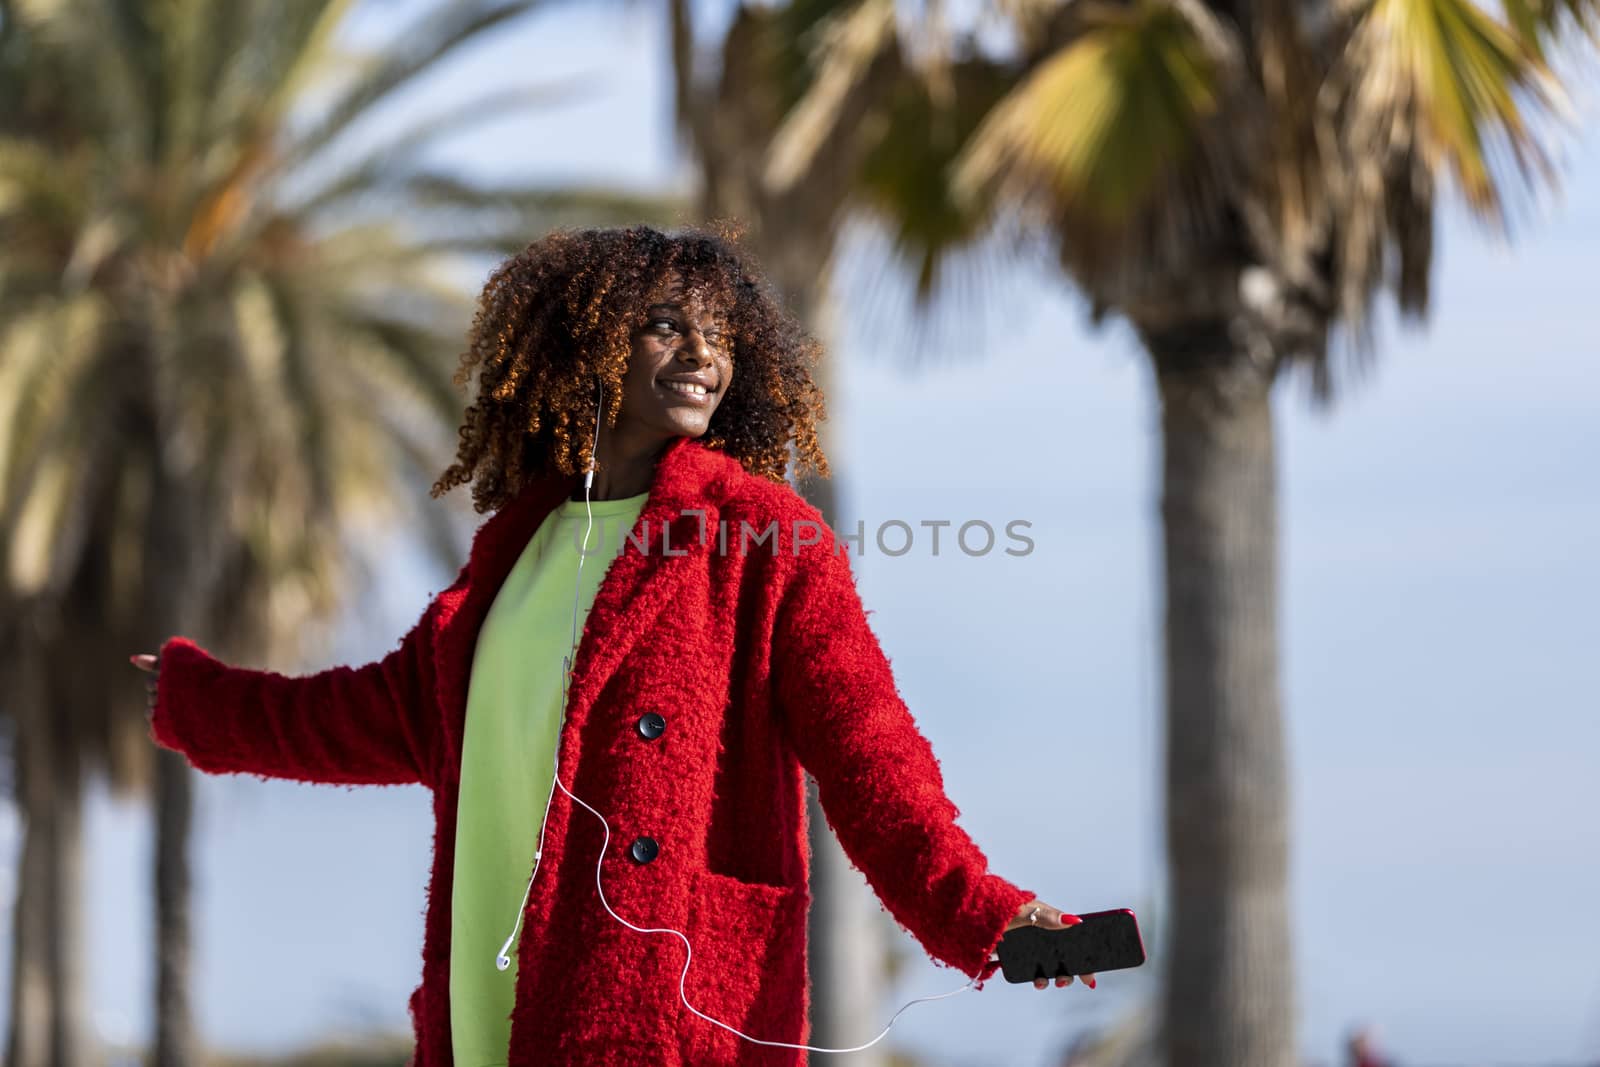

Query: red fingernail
<box><xmin>1062</xmin><ymin>914</ymin><xmax>1083</xmax><ymax>925</ymax></box>
<box><xmin>1085</xmin><ymin>975</ymin><xmax>1096</xmax><ymax>989</ymax></box>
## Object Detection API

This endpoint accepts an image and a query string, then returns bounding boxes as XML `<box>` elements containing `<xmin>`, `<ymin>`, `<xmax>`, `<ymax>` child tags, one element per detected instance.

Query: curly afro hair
<box><xmin>429</xmin><ymin>223</ymin><xmax>830</xmax><ymax>515</ymax></box>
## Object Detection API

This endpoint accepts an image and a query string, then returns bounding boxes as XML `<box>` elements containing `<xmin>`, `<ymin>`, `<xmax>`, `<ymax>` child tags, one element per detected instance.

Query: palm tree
<box><xmin>763</xmin><ymin>1</ymin><xmax>1595</xmax><ymax>1064</ymax></box>
<box><xmin>0</xmin><ymin>2</ymin><xmax>674</xmax><ymax>1064</ymax></box>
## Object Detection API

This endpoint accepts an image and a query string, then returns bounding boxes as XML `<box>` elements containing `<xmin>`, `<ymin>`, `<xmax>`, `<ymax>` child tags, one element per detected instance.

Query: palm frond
<box><xmin>333</xmin><ymin>309</ymin><xmax>467</xmax><ymax>427</ymax></box>
<box><xmin>1503</xmin><ymin>0</ymin><xmax>1600</xmax><ymax>56</ymax></box>
<box><xmin>950</xmin><ymin>0</ymin><xmax>1253</xmax><ymax>316</ymax></box>
<box><xmin>353</xmin><ymin>173</ymin><xmax>687</xmax><ymax>254</ymax></box>
<box><xmin>208</xmin><ymin>0</ymin><xmax>341</xmax><ymax>137</ymax></box>
<box><xmin>275</xmin><ymin>0</ymin><xmax>547</xmax><ymax>176</ymax></box>
<box><xmin>282</xmin><ymin>78</ymin><xmax>595</xmax><ymax>219</ymax></box>
<box><xmin>1342</xmin><ymin>0</ymin><xmax>1554</xmax><ymax>221</ymax></box>
<box><xmin>256</xmin><ymin>274</ymin><xmax>336</xmax><ymax>519</ymax></box>
<box><xmin>54</xmin><ymin>0</ymin><xmax>157</xmax><ymax>155</ymax></box>
<box><xmin>0</xmin><ymin>296</ymin><xmax>107</xmax><ymax>541</ymax></box>
<box><xmin>0</xmin><ymin>135</ymin><xmax>88</xmax><ymax>233</ymax></box>
<box><xmin>764</xmin><ymin>0</ymin><xmax>898</xmax><ymax>196</ymax></box>
<box><xmin>0</xmin><ymin>309</ymin><xmax>121</xmax><ymax>602</ymax></box>
<box><xmin>854</xmin><ymin>56</ymin><xmax>1017</xmax><ymax>302</ymax></box>
<box><xmin>395</xmin><ymin>173</ymin><xmax>685</xmax><ymax>223</ymax></box>
<box><xmin>954</xmin><ymin>0</ymin><xmax>1231</xmax><ymax>227</ymax></box>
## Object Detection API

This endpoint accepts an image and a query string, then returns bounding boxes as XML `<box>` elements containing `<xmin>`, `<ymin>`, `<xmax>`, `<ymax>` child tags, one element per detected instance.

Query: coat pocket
<box><xmin>677</xmin><ymin>867</ymin><xmax>810</xmax><ymax>1066</ymax></box>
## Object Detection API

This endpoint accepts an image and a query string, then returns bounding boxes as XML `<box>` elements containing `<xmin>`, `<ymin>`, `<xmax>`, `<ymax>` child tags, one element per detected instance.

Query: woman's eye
<box><xmin>651</xmin><ymin>317</ymin><xmax>678</xmax><ymax>331</ymax></box>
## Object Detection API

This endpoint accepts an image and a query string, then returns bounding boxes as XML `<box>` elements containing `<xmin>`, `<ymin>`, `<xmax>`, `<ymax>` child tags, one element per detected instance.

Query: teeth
<box><xmin>663</xmin><ymin>381</ymin><xmax>708</xmax><ymax>396</ymax></box>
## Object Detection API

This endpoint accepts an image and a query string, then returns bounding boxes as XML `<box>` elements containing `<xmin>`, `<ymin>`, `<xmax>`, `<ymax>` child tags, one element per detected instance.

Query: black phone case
<box><xmin>995</xmin><ymin>908</ymin><xmax>1146</xmax><ymax>983</ymax></box>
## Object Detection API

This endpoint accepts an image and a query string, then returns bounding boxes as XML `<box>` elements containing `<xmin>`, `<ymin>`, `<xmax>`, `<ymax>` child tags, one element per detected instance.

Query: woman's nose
<box><xmin>680</xmin><ymin>330</ymin><xmax>712</xmax><ymax>363</ymax></box>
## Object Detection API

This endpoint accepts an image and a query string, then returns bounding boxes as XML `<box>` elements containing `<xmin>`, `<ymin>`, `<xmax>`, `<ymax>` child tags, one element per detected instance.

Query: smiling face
<box><xmin>612</xmin><ymin>276</ymin><xmax>735</xmax><ymax>450</ymax></box>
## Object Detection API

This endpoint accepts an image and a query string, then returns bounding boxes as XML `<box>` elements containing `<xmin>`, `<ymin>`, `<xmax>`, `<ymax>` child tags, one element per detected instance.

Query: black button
<box><xmin>629</xmin><ymin>836</ymin><xmax>659</xmax><ymax>864</ymax></box>
<box><xmin>636</xmin><ymin>712</ymin><xmax>666</xmax><ymax>740</ymax></box>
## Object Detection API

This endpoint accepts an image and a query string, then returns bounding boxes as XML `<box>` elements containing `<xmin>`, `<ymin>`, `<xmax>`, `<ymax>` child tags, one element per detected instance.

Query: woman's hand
<box><xmin>1005</xmin><ymin>899</ymin><xmax>1096</xmax><ymax>990</ymax></box>
<box><xmin>130</xmin><ymin>653</ymin><xmax>160</xmax><ymax>719</ymax></box>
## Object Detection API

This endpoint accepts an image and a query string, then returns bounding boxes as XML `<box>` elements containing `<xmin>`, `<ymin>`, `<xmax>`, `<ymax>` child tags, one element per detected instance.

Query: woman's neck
<box><xmin>577</xmin><ymin>434</ymin><xmax>671</xmax><ymax>501</ymax></box>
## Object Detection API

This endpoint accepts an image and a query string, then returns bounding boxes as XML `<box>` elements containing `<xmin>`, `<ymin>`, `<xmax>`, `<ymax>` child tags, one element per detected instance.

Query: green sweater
<box><xmin>449</xmin><ymin>490</ymin><xmax>650</xmax><ymax>1067</ymax></box>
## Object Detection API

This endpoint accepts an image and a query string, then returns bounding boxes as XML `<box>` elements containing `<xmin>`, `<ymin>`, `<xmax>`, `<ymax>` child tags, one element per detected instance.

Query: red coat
<box><xmin>149</xmin><ymin>434</ymin><xmax>1036</xmax><ymax>1066</ymax></box>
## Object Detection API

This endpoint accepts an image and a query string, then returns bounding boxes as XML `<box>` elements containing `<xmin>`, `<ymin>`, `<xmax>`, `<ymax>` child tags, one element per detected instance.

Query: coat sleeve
<box><xmin>768</xmin><ymin>537</ymin><xmax>1037</xmax><ymax>984</ymax></box>
<box><xmin>148</xmin><ymin>596</ymin><xmax>443</xmax><ymax>788</ymax></box>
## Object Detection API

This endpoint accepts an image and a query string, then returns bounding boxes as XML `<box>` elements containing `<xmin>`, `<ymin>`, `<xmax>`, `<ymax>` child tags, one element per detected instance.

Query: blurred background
<box><xmin>1</xmin><ymin>1</ymin><xmax>1596</xmax><ymax>1066</ymax></box>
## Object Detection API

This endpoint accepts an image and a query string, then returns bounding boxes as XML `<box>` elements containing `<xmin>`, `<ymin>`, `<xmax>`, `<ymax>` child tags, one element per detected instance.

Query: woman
<box><xmin>132</xmin><ymin>225</ymin><xmax>1090</xmax><ymax>1067</ymax></box>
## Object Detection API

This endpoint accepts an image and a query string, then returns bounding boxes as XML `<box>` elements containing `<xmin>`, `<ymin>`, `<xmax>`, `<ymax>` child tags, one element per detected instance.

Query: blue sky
<box><xmin>3</xmin><ymin>4</ymin><xmax>1598</xmax><ymax>1066</ymax></box>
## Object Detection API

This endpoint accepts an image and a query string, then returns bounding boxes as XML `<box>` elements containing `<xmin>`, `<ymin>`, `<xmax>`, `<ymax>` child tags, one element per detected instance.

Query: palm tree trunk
<box><xmin>800</xmin><ymin>407</ymin><xmax>891</xmax><ymax>1067</ymax></box>
<box><xmin>1148</xmin><ymin>331</ymin><xmax>1294</xmax><ymax>1067</ymax></box>
<box><xmin>142</xmin><ymin>408</ymin><xmax>200</xmax><ymax>1067</ymax></box>
<box><xmin>802</xmin><ymin>781</ymin><xmax>889</xmax><ymax>1065</ymax></box>
<box><xmin>45</xmin><ymin>711</ymin><xmax>86</xmax><ymax>1067</ymax></box>
<box><xmin>6</xmin><ymin>810</ymin><xmax>51</xmax><ymax>1067</ymax></box>
<box><xmin>7</xmin><ymin>612</ymin><xmax>53</xmax><ymax>1067</ymax></box>
<box><xmin>152</xmin><ymin>747</ymin><xmax>196</xmax><ymax>1067</ymax></box>
<box><xmin>4</xmin><ymin>608</ymin><xmax>90</xmax><ymax>1067</ymax></box>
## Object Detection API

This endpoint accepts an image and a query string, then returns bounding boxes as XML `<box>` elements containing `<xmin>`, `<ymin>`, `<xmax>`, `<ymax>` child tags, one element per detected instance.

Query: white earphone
<box><xmin>492</xmin><ymin>376</ymin><xmax>990</xmax><ymax>1053</ymax></box>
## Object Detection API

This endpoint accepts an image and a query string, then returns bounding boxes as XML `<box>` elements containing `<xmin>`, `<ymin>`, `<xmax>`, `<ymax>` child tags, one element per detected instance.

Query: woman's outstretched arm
<box><xmin>769</xmin><ymin>536</ymin><xmax>1040</xmax><ymax>984</ymax></box>
<box><xmin>139</xmin><ymin>586</ymin><xmax>451</xmax><ymax>788</ymax></box>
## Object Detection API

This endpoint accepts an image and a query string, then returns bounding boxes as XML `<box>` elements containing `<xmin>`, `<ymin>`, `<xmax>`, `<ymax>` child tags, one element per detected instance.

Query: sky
<box><xmin>3</xmin><ymin>4</ymin><xmax>1598</xmax><ymax>1066</ymax></box>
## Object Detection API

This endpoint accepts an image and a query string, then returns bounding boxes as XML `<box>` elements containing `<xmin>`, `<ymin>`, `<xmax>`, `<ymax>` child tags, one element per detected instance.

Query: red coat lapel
<box><xmin>431</xmin><ymin>436</ymin><xmax>732</xmax><ymax>781</ymax></box>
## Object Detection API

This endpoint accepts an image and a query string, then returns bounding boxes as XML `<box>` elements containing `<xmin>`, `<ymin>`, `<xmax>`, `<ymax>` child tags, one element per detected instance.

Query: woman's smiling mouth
<box><xmin>659</xmin><ymin>379</ymin><xmax>715</xmax><ymax>403</ymax></box>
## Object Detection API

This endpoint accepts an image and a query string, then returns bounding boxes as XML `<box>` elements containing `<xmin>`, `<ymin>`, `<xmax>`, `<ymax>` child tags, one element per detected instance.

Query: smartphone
<box><xmin>994</xmin><ymin>908</ymin><xmax>1146</xmax><ymax>984</ymax></box>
